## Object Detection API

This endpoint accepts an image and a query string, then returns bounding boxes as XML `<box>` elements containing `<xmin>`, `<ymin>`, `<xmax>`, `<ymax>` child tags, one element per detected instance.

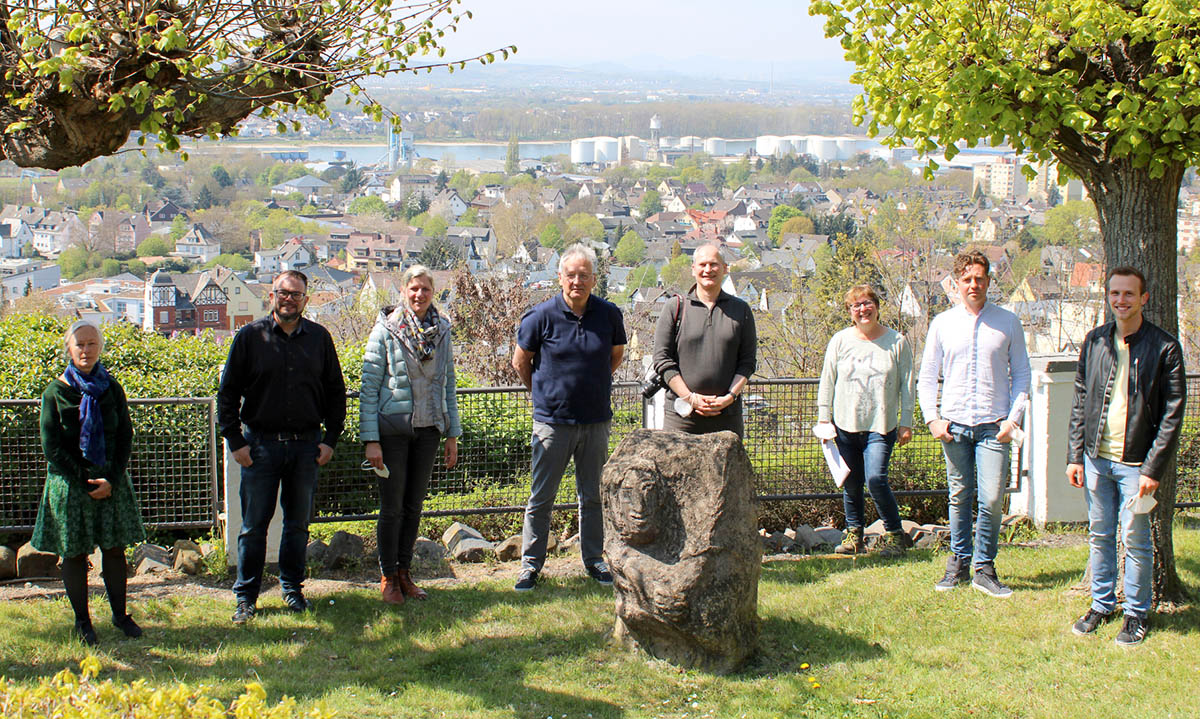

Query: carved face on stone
<box><xmin>616</xmin><ymin>467</ymin><xmax>662</xmax><ymax>546</ymax></box>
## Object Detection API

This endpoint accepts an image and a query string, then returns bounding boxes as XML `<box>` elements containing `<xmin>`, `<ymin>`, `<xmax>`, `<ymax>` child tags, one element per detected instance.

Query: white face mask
<box><xmin>361</xmin><ymin>460</ymin><xmax>389</xmax><ymax>479</ymax></box>
<box><xmin>1124</xmin><ymin>494</ymin><xmax>1157</xmax><ymax>515</ymax></box>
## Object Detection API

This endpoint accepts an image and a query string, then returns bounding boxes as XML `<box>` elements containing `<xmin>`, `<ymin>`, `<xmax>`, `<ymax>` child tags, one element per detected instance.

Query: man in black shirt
<box><xmin>218</xmin><ymin>270</ymin><xmax>346</xmax><ymax>624</ymax></box>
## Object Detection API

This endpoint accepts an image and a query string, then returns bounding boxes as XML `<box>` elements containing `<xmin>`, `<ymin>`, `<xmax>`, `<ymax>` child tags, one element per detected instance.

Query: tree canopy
<box><xmin>0</xmin><ymin>1</ymin><xmax>514</xmax><ymax>169</ymax></box>
<box><xmin>811</xmin><ymin>0</ymin><xmax>1200</xmax><ymax>601</ymax></box>
<box><xmin>614</xmin><ymin>230</ymin><xmax>646</xmax><ymax>265</ymax></box>
<box><xmin>810</xmin><ymin>0</ymin><xmax>1200</xmax><ymax>181</ymax></box>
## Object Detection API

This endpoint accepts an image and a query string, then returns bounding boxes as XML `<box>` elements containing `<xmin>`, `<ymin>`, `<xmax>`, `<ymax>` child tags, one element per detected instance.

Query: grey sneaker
<box><xmin>1072</xmin><ymin>608</ymin><xmax>1113</xmax><ymax>636</ymax></box>
<box><xmin>585</xmin><ymin>561</ymin><xmax>613</xmax><ymax>586</ymax></box>
<box><xmin>874</xmin><ymin>531</ymin><xmax>907</xmax><ymax>558</ymax></box>
<box><xmin>1115</xmin><ymin>614</ymin><xmax>1148</xmax><ymax>646</ymax></box>
<box><xmin>514</xmin><ymin>568</ymin><xmax>539</xmax><ymax>592</ymax></box>
<box><xmin>971</xmin><ymin>563</ymin><xmax>1013</xmax><ymax>598</ymax></box>
<box><xmin>231</xmin><ymin>601</ymin><xmax>256</xmax><ymax>625</ymax></box>
<box><xmin>835</xmin><ymin>527</ymin><xmax>866</xmax><ymax>555</ymax></box>
<box><xmin>935</xmin><ymin>556</ymin><xmax>970</xmax><ymax>591</ymax></box>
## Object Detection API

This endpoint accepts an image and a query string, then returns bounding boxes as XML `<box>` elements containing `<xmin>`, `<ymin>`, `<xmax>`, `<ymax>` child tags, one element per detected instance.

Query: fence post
<box><xmin>644</xmin><ymin>389</ymin><xmax>665</xmax><ymax>430</ymax></box>
<box><xmin>222</xmin><ymin>444</ymin><xmax>284</xmax><ymax>568</ymax></box>
<box><xmin>1010</xmin><ymin>354</ymin><xmax>1087</xmax><ymax>527</ymax></box>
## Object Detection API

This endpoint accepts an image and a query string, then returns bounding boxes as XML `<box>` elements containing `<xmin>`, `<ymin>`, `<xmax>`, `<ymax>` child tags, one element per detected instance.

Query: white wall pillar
<box><xmin>223</xmin><ymin>445</ymin><xmax>284</xmax><ymax>567</ymax></box>
<box><xmin>1010</xmin><ymin>354</ymin><xmax>1089</xmax><ymax>526</ymax></box>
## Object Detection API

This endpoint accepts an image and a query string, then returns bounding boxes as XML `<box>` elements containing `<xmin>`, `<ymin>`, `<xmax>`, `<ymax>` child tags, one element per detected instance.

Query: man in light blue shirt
<box><xmin>918</xmin><ymin>250</ymin><xmax>1030</xmax><ymax>597</ymax></box>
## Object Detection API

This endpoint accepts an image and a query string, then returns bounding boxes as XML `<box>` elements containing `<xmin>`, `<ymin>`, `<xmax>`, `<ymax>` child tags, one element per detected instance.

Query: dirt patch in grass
<box><xmin>0</xmin><ymin>531</ymin><xmax>1093</xmax><ymax>604</ymax></box>
<box><xmin>0</xmin><ymin>554</ymin><xmax>593</xmax><ymax>604</ymax></box>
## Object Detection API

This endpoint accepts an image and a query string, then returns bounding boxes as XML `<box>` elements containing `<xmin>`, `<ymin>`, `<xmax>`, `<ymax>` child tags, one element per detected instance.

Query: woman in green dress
<box><xmin>32</xmin><ymin>320</ymin><xmax>145</xmax><ymax>646</ymax></box>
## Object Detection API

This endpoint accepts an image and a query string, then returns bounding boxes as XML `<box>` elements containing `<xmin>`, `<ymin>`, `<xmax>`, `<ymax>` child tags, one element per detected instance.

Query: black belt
<box><xmin>249</xmin><ymin>429</ymin><xmax>321</xmax><ymax>442</ymax></box>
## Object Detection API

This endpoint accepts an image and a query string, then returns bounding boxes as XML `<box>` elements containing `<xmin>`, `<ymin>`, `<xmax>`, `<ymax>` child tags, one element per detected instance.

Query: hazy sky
<box><xmin>433</xmin><ymin>0</ymin><xmax>852</xmax><ymax>81</ymax></box>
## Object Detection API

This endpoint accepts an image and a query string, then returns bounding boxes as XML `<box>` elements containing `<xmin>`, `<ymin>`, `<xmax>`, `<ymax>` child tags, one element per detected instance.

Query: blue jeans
<box><xmin>940</xmin><ymin>421</ymin><xmax>1010</xmax><ymax>568</ymax></box>
<box><xmin>234</xmin><ymin>434</ymin><xmax>320</xmax><ymax>602</ymax></box>
<box><xmin>835</xmin><ymin>427</ymin><xmax>901</xmax><ymax>532</ymax></box>
<box><xmin>1084</xmin><ymin>456</ymin><xmax>1153</xmax><ymax>618</ymax></box>
<box><xmin>521</xmin><ymin>421</ymin><xmax>609</xmax><ymax>572</ymax></box>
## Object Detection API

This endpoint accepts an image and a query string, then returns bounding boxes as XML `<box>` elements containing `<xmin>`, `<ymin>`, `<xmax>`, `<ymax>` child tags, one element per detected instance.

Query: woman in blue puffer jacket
<box><xmin>360</xmin><ymin>264</ymin><xmax>461</xmax><ymax>605</ymax></box>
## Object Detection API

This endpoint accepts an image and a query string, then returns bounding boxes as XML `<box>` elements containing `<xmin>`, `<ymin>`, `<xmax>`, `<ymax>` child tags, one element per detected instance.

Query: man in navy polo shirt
<box><xmin>511</xmin><ymin>243</ymin><xmax>626</xmax><ymax>591</ymax></box>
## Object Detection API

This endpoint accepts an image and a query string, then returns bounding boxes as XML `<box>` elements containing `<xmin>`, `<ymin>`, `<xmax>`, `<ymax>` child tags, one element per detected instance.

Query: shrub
<box><xmin>0</xmin><ymin>657</ymin><xmax>334</xmax><ymax>718</ymax></box>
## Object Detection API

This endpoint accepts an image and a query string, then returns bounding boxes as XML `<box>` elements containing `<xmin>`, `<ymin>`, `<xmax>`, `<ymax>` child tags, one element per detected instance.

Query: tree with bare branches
<box><xmin>448</xmin><ymin>266</ymin><xmax>529</xmax><ymax>385</ymax></box>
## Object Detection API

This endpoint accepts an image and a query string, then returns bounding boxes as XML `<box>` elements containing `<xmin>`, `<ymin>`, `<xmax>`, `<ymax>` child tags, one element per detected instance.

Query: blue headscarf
<box><xmin>64</xmin><ymin>361</ymin><xmax>111</xmax><ymax>466</ymax></box>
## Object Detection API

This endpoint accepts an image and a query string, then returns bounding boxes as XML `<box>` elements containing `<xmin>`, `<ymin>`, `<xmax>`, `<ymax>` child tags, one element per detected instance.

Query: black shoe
<box><xmin>585</xmin><ymin>561</ymin><xmax>614</xmax><ymax>586</ymax></box>
<box><xmin>1071</xmin><ymin>608</ymin><xmax>1112</xmax><ymax>636</ymax></box>
<box><xmin>284</xmin><ymin>592</ymin><xmax>311</xmax><ymax>614</ymax></box>
<box><xmin>112</xmin><ymin>614</ymin><xmax>143</xmax><ymax>638</ymax></box>
<box><xmin>232</xmin><ymin>601</ymin><xmax>256</xmax><ymax>625</ymax></box>
<box><xmin>971</xmin><ymin>563</ymin><xmax>1013</xmax><ymax>598</ymax></box>
<box><xmin>1115</xmin><ymin>614</ymin><xmax>1148</xmax><ymax>646</ymax></box>
<box><xmin>74</xmin><ymin>619</ymin><xmax>98</xmax><ymax>647</ymax></box>
<box><xmin>514</xmin><ymin>569</ymin><xmax>539</xmax><ymax>592</ymax></box>
<box><xmin>935</xmin><ymin>556</ymin><xmax>970</xmax><ymax>591</ymax></box>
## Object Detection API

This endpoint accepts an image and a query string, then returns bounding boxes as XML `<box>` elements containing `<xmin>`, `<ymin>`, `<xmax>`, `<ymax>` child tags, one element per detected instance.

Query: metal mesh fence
<box><xmin>8</xmin><ymin>373</ymin><xmax>1200</xmax><ymax>533</ymax></box>
<box><xmin>0</xmin><ymin>398</ymin><xmax>218</xmax><ymax>532</ymax></box>
<box><xmin>309</xmin><ymin>379</ymin><xmax>965</xmax><ymax>526</ymax></box>
<box><xmin>1174</xmin><ymin>376</ymin><xmax>1200</xmax><ymax>507</ymax></box>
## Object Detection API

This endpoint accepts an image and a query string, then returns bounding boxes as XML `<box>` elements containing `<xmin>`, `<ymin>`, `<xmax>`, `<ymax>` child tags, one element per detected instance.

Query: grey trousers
<box><xmin>520</xmin><ymin>420</ymin><xmax>610</xmax><ymax>572</ymax></box>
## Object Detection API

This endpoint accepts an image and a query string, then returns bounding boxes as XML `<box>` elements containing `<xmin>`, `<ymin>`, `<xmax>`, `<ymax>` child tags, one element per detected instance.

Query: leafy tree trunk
<box><xmin>1083</xmin><ymin>158</ymin><xmax>1188</xmax><ymax>604</ymax></box>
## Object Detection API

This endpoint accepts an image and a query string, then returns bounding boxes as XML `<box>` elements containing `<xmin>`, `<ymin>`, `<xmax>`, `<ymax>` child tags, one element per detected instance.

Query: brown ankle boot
<box><xmin>380</xmin><ymin>574</ymin><xmax>405</xmax><ymax>605</ymax></box>
<box><xmin>396</xmin><ymin>569</ymin><xmax>427</xmax><ymax>600</ymax></box>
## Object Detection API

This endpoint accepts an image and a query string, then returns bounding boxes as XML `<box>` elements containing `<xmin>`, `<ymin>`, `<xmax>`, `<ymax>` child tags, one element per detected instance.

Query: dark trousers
<box><xmin>662</xmin><ymin>400</ymin><xmax>744</xmax><ymax>437</ymax></box>
<box><xmin>377</xmin><ymin>427</ymin><xmax>441</xmax><ymax>574</ymax></box>
<box><xmin>234</xmin><ymin>435</ymin><xmax>320</xmax><ymax>602</ymax></box>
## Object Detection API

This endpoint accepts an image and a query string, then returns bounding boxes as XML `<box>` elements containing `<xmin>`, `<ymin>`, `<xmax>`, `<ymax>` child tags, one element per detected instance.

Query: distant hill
<box><xmin>367</xmin><ymin>60</ymin><xmax>856</xmax><ymax>100</ymax></box>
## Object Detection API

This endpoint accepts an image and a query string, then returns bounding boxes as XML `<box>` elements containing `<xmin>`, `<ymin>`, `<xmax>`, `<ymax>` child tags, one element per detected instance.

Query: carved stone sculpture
<box><xmin>602</xmin><ymin>429</ymin><xmax>760</xmax><ymax>673</ymax></box>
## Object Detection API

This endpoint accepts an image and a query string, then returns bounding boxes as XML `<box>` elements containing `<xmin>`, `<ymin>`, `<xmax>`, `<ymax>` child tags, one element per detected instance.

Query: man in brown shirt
<box><xmin>652</xmin><ymin>243</ymin><xmax>757</xmax><ymax>436</ymax></box>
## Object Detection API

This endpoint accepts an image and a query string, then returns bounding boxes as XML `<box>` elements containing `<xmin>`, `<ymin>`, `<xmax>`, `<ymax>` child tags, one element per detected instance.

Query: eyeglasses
<box><xmin>849</xmin><ymin>301</ymin><xmax>876</xmax><ymax>310</ymax></box>
<box><xmin>562</xmin><ymin>272</ymin><xmax>593</xmax><ymax>282</ymax></box>
<box><xmin>273</xmin><ymin>289</ymin><xmax>306</xmax><ymax>300</ymax></box>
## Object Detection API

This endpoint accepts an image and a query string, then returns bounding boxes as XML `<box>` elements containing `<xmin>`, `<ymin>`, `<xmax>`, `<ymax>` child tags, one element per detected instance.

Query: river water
<box><xmin>229</xmin><ymin>139</ymin><xmax>758</xmax><ymax>166</ymax></box>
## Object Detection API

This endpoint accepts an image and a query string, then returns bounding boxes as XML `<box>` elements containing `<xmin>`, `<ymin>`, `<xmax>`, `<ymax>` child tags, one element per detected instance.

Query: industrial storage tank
<box><xmin>593</xmin><ymin>136</ymin><xmax>620</xmax><ymax>164</ymax></box>
<box><xmin>836</xmin><ymin>136</ymin><xmax>862</xmax><ymax>160</ymax></box>
<box><xmin>782</xmin><ymin>135</ymin><xmax>808</xmax><ymax>156</ymax></box>
<box><xmin>659</xmin><ymin>135</ymin><xmax>679</xmax><ymax>148</ymax></box>
<box><xmin>571</xmin><ymin>138</ymin><xmax>596</xmax><ymax>165</ymax></box>
<box><xmin>809</xmin><ymin>137</ymin><xmax>840</xmax><ymax>163</ymax></box>
<box><xmin>756</xmin><ymin>135</ymin><xmax>780</xmax><ymax>157</ymax></box>
<box><xmin>704</xmin><ymin>137</ymin><xmax>727</xmax><ymax>156</ymax></box>
<box><xmin>774</xmin><ymin>138</ymin><xmax>795</xmax><ymax>156</ymax></box>
<box><xmin>619</xmin><ymin>136</ymin><xmax>645</xmax><ymax>162</ymax></box>
<box><xmin>680</xmin><ymin>135</ymin><xmax>703</xmax><ymax>152</ymax></box>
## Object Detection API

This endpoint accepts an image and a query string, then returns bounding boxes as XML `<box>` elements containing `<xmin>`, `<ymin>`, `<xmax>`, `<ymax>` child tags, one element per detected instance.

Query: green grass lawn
<box><xmin>3</xmin><ymin>527</ymin><xmax>1200</xmax><ymax>718</ymax></box>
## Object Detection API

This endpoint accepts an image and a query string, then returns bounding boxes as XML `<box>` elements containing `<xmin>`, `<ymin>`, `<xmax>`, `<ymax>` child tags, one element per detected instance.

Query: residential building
<box><xmin>254</xmin><ymin>236</ymin><xmax>320</xmax><ymax>274</ymax></box>
<box><xmin>429</xmin><ymin>188</ymin><xmax>469</xmax><ymax>220</ymax></box>
<box><xmin>0</xmin><ymin>217</ymin><xmax>33</xmax><ymax>258</ymax></box>
<box><xmin>175</xmin><ymin>223</ymin><xmax>221</xmax><ymax>263</ymax></box>
<box><xmin>271</xmin><ymin>175</ymin><xmax>333</xmax><ymax>201</ymax></box>
<box><xmin>0</xmin><ymin>259</ymin><xmax>61</xmax><ymax>304</ymax></box>
<box><xmin>345</xmin><ymin>231</ymin><xmax>414</xmax><ymax>272</ymax></box>
<box><xmin>142</xmin><ymin>269</ymin><xmax>229</xmax><ymax>336</ymax></box>
<box><xmin>202</xmin><ymin>265</ymin><xmax>265</xmax><ymax>330</ymax></box>
<box><xmin>1</xmin><ymin>205</ymin><xmax>86</xmax><ymax>257</ymax></box>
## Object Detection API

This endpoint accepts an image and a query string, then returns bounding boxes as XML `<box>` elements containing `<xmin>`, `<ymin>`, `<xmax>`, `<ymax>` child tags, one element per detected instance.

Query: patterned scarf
<box><xmin>389</xmin><ymin>304</ymin><xmax>442</xmax><ymax>362</ymax></box>
<box><xmin>64</xmin><ymin>362</ymin><xmax>111</xmax><ymax>466</ymax></box>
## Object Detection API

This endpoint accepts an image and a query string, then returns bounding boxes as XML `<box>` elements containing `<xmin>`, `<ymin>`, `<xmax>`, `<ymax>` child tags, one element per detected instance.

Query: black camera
<box><xmin>641</xmin><ymin>367</ymin><xmax>666</xmax><ymax>398</ymax></box>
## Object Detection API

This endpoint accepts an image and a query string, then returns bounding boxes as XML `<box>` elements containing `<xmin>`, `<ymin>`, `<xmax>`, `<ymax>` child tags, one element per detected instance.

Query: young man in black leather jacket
<box><xmin>1066</xmin><ymin>266</ymin><xmax>1186</xmax><ymax>646</ymax></box>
